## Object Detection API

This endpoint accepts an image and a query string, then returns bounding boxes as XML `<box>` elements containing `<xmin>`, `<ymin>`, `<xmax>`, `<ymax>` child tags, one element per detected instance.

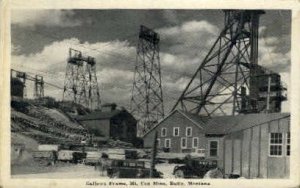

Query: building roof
<box><xmin>204</xmin><ymin>112</ymin><xmax>289</xmax><ymax>134</ymax></box>
<box><xmin>143</xmin><ymin>110</ymin><xmax>290</xmax><ymax>137</ymax></box>
<box><xmin>75</xmin><ymin>110</ymin><xmax>122</xmax><ymax>121</ymax></box>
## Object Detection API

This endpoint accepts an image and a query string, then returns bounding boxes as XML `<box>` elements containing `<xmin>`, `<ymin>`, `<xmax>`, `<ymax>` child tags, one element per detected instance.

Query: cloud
<box><xmin>11</xmin><ymin>38</ymin><xmax>136</xmax><ymax>108</ymax></box>
<box><xmin>11</xmin><ymin>10</ymin><xmax>82</xmax><ymax>27</ymax></box>
<box><xmin>258</xmin><ymin>36</ymin><xmax>290</xmax><ymax>73</ymax></box>
<box><xmin>158</xmin><ymin>20</ymin><xmax>219</xmax><ymax>56</ymax></box>
<box><xmin>11</xmin><ymin>19</ymin><xmax>290</xmax><ymax>113</ymax></box>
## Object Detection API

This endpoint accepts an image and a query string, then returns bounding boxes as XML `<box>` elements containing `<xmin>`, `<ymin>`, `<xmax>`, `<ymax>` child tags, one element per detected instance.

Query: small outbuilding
<box><xmin>143</xmin><ymin>110</ymin><xmax>290</xmax><ymax>178</ymax></box>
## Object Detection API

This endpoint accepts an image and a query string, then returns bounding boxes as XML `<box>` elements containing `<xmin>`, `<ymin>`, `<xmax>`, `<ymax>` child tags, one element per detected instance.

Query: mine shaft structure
<box><xmin>172</xmin><ymin>10</ymin><xmax>286</xmax><ymax>116</ymax></box>
<box><xmin>63</xmin><ymin>48</ymin><xmax>101</xmax><ymax>110</ymax></box>
<box><xmin>131</xmin><ymin>25</ymin><xmax>165</xmax><ymax>134</ymax></box>
<box><xmin>11</xmin><ymin>69</ymin><xmax>44</xmax><ymax>98</ymax></box>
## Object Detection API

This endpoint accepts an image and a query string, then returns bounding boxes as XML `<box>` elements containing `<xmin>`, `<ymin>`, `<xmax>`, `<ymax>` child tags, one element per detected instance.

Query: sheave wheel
<box><xmin>174</xmin><ymin>169</ymin><xmax>185</xmax><ymax>178</ymax></box>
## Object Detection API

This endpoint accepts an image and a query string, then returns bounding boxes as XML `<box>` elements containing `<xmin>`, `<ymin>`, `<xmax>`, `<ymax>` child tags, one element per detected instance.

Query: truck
<box><xmin>106</xmin><ymin>159</ymin><xmax>162</xmax><ymax>178</ymax></box>
<box><xmin>173</xmin><ymin>158</ymin><xmax>218</xmax><ymax>178</ymax></box>
<box><xmin>32</xmin><ymin>151</ymin><xmax>57</xmax><ymax>165</ymax></box>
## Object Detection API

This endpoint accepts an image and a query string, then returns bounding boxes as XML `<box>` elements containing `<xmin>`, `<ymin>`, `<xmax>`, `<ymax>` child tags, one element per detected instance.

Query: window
<box><xmin>161</xmin><ymin>128</ymin><xmax>167</xmax><ymax>137</ymax></box>
<box><xmin>173</xmin><ymin>127</ymin><xmax>179</xmax><ymax>136</ymax></box>
<box><xmin>197</xmin><ymin>149</ymin><xmax>206</xmax><ymax>155</ymax></box>
<box><xmin>181</xmin><ymin>137</ymin><xmax>187</xmax><ymax>149</ymax></box>
<box><xmin>192</xmin><ymin>137</ymin><xmax>199</xmax><ymax>148</ymax></box>
<box><xmin>269</xmin><ymin>133</ymin><xmax>283</xmax><ymax>156</ymax></box>
<box><xmin>186</xmin><ymin>127</ymin><xmax>192</xmax><ymax>137</ymax></box>
<box><xmin>157</xmin><ymin>138</ymin><xmax>161</xmax><ymax>147</ymax></box>
<box><xmin>165</xmin><ymin>139</ymin><xmax>171</xmax><ymax>148</ymax></box>
<box><xmin>209</xmin><ymin>140</ymin><xmax>218</xmax><ymax>157</ymax></box>
<box><xmin>286</xmin><ymin>132</ymin><xmax>290</xmax><ymax>156</ymax></box>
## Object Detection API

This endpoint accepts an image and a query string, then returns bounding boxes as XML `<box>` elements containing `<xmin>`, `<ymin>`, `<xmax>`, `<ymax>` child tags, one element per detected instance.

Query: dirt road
<box><xmin>12</xmin><ymin>163</ymin><xmax>105</xmax><ymax>178</ymax></box>
<box><xmin>12</xmin><ymin>162</ymin><xmax>177</xmax><ymax>179</ymax></box>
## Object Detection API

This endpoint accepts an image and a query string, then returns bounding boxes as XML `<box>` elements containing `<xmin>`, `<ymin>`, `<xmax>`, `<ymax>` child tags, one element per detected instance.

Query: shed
<box><xmin>143</xmin><ymin>110</ymin><xmax>290</xmax><ymax>178</ymax></box>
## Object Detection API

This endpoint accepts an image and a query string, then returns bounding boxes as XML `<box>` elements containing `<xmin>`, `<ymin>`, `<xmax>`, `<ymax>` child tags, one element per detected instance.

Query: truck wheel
<box><xmin>174</xmin><ymin>169</ymin><xmax>185</xmax><ymax>178</ymax></box>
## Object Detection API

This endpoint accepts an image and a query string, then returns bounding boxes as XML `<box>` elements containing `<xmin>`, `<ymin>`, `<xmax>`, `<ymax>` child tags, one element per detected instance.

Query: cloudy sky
<box><xmin>11</xmin><ymin>9</ymin><xmax>291</xmax><ymax>113</ymax></box>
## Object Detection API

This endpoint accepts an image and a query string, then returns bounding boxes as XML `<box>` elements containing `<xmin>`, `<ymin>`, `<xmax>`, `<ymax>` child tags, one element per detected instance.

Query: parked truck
<box><xmin>32</xmin><ymin>151</ymin><xmax>57</xmax><ymax>165</ymax></box>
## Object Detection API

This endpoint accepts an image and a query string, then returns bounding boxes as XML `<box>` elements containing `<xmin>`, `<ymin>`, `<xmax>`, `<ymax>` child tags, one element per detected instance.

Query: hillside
<box><xmin>11</xmin><ymin>97</ymin><xmax>87</xmax><ymax>145</ymax></box>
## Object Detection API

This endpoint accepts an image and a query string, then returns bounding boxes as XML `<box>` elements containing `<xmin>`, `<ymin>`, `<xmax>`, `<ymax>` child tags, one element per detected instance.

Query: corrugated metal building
<box><xmin>143</xmin><ymin>110</ymin><xmax>290</xmax><ymax>178</ymax></box>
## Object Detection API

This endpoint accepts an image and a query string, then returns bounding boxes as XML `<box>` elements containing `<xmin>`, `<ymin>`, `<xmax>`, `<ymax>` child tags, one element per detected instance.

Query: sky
<box><xmin>10</xmin><ymin>9</ymin><xmax>291</xmax><ymax>113</ymax></box>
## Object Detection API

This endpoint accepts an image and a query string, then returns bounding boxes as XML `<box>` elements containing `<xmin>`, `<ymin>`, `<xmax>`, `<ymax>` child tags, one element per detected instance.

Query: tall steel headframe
<box><xmin>171</xmin><ymin>10</ymin><xmax>283</xmax><ymax>116</ymax></box>
<box><xmin>63</xmin><ymin>48</ymin><xmax>101</xmax><ymax>110</ymax></box>
<box><xmin>131</xmin><ymin>25</ymin><xmax>165</xmax><ymax>133</ymax></box>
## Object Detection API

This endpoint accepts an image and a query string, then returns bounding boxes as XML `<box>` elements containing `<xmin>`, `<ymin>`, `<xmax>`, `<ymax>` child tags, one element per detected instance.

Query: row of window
<box><xmin>161</xmin><ymin>127</ymin><xmax>192</xmax><ymax>137</ymax></box>
<box><xmin>157</xmin><ymin>137</ymin><xmax>199</xmax><ymax>148</ymax></box>
<box><xmin>269</xmin><ymin>132</ymin><xmax>290</xmax><ymax>157</ymax></box>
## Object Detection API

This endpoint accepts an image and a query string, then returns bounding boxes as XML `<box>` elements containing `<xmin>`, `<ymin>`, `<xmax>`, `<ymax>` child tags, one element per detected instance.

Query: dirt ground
<box><xmin>12</xmin><ymin>162</ymin><xmax>178</xmax><ymax>179</ymax></box>
<box><xmin>12</xmin><ymin>163</ymin><xmax>104</xmax><ymax>178</ymax></box>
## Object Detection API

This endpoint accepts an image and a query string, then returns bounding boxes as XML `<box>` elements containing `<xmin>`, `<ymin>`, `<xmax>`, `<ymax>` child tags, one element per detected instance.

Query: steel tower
<box><xmin>63</xmin><ymin>48</ymin><xmax>100</xmax><ymax>109</ymax></box>
<box><xmin>131</xmin><ymin>25</ymin><xmax>165</xmax><ymax>133</ymax></box>
<box><xmin>172</xmin><ymin>10</ymin><xmax>286</xmax><ymax>116</ymax></box>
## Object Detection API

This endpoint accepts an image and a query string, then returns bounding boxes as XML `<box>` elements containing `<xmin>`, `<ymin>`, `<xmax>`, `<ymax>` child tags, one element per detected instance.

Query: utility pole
<box><xmin>150</xmin><ymin>131</ymin><xmax>158</xmax><ymax>178</ymax></box>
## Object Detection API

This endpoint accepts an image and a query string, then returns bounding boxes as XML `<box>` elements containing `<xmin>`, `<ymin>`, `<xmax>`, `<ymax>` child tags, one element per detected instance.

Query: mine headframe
<box><xmin>130</xmin><ymin>25</ymin><xmax>165</xmax><ymax>134</ymax></box>
<box><xmin>172</xmin><ymin>10</ymin><xmax>286</xmax><ymax>116</ymax></box>
<box><xmin>63</xmin><ymin>48</ymin><xmax>101</xmax><ymax>110</ymax></box>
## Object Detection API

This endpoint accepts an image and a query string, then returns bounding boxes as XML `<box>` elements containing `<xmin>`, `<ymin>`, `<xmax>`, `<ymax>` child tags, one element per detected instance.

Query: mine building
<box><xmin>11</xmin><ymin>77</ymin><xmax>25</xmax><ymax>98</ymax></box>
<box><xmin>143</xmin><ymin>110</ymin><xmax>290</xmax><ymax>178</ymax></box>
<box><xmin>76</xmin><ymin>103</ymin><xmax>137</xmax><ymax>145</ymax></box>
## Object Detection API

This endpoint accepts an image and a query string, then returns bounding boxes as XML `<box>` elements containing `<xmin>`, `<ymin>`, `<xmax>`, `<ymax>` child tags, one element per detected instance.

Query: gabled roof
<box><xmin>75</xmin><ymin>110</ymin><xmax>122</xmax><ymax>121</ymax></box>
<box><xmin>203</xmin><ymin>112</ymin><xmax>290</xmax><ymax>134</ymax></box>
<box><xmin>142</xmin><ymin>110</ymin><xmax>204</xmax><ymax>137</ymax></box>
<box><xmin>143</xmin><ymin>110</ymin><xmax>290</xmax><ymax>137</ymax></box>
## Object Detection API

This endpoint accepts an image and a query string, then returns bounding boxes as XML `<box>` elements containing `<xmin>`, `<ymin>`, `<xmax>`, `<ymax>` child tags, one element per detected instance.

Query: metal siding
<box><xmin>268</xmin><ymin>157</ymin><xmax>286</xmax><ymax>178</ymax></box>
<box><xmin>285</xmin><ymin>157</ymin><xmax>290</xmax><ymax>178</ymax></box>
<box><xmin>269</xmin><ymin>120</ymin><xmax>279</xmax><ymax>132</ymax></box>
<box><xmin>242</xmin><ymin>129</ymin><xmax>251</xmax><ymax>177</ymax></box>
<box><xmin>233</xmin><ymin>138</ymin><xmax>241</xmax><ymax>175</ymax></box>
<box><xmin>223</xmin><ymin>132</ymin><xmax>242</xmax><ymax>175</ymax></box>
<box><xmin>279</xmin><ymin>118</ymin><xmax>289</xmax><ymax>132</ymax></box>
<box><xmin>250</xmin><ymin>126</ymin><xmax>259</xmax><ymax>178</ymax></box>
<box><xmin>224</xmin><ymin>138</ymin><xmax>232</xmax><ymax>174</ymax></box>
<box><xmin>259</xmin><ymin>124</ymin><xmax>269</xmax><ymax>178</ymax></box>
